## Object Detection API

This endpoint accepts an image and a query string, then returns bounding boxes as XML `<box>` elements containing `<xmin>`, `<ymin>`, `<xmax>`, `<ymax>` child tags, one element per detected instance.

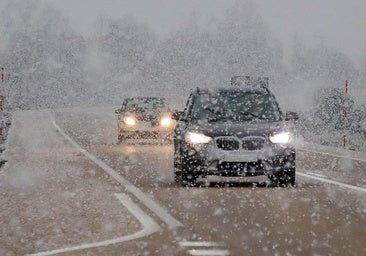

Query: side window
<box><xmin>267</xmin><ymin>94</ymin><xmax>283</xmax><ymax>121</ymax></box>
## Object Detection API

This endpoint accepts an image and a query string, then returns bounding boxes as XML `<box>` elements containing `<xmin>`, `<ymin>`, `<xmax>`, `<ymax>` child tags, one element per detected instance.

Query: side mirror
<box><xmin>172</xmin><ymin>111</ymin><xmax>186</xmax><ymax>121</ymax></box>
<box><xmin>285</xmin><ymin>111</ymin><xmax>299</xmax><ymax>121</ymax></box>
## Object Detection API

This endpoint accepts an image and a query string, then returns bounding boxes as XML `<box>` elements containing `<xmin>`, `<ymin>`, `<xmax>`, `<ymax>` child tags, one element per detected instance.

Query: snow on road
<box><xmin>0</xmin><ymin>110</ymin><xmax>142</xmax><ymax>255</ymax></box>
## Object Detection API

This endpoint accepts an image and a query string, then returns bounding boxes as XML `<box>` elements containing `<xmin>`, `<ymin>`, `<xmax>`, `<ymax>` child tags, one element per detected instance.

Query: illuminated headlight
<box><xmin>123</xmin><ymin>116</ymin><xmax>136</xmax><ymax>126</ymax></box>
<box><xmin>160</xmin><ymin>117</ymin><xmax>173</xmax><ymax>127</ymax></box>
<box><xmin>185</xmin><ymin>132</ymin><xmax>212</xmax><ymax>144</ymax></box>
<box><xmin>269</xmin><ymin>132</ymin><xmax>292</xmax><ymax>144</ymax></box>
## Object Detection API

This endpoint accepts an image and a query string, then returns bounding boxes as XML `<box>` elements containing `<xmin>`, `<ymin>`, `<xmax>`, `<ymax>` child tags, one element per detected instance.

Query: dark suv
<box><xmin>172</xmin><ymin>77</ymin><xmax>298</xmax><ymax>187</ymax></box>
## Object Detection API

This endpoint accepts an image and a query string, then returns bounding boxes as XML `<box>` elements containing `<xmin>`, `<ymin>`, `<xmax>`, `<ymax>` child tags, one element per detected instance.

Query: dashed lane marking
<box><xmin>28</xmin><ymin>194</ymin><xmax>160</xmax><ymax>256</ymax></box>
<box><xmin>187</xmin><ymin>249</ymin><xmax>230</xmax><ymax>256</ymax></box>
<box><xmin>50</xmin><ymin>115</ymin><xmax>183</xmax><ymax>228</ymax></box>
<box><xmin>179</xmin><ymin>241</ymin><xmax>230</xmax><ymax>256</ymax></box>
<box><xmin>179</xmin><ymin>241</ymin><xmax>223</xmax><ymax>247</ymax></box>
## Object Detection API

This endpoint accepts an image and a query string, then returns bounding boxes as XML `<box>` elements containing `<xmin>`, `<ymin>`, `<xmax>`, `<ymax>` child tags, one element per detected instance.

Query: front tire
<box><xmin>118</xmin><ymin>132</ymin><xmax>127</xmax><ymax>143</ymax></box>
<box><xmin>174</xmin><ymin>151</ymin><xmax>197</xmax><ymax>186</ymax></box>
<box><xmin>277</xmin><ymin>168</ymin><xmax>295</xmax><ymax>187</ymax></box>
<box><xmin>269</xmin><ymin>152</ymin><xmax>296</xmax><ymax>187</ymax></box>
<box><xmin>181</xmin><ymin>161</ymin><xmax>197</xmax><ymax>187</ymax></box>
<box><xmin>269</xmin><ymin>158</ymin><xmax>296</xmax><ymax>187</ymax></box>
<box><xmin>173</xmin><ymin>151</ymin><xmax>182</xmax><ymax>183</ymax></box>
<box><xmin>269</xmin><ymin>170</ymin><xmax>295</xmax><ymax>187</ymax></box>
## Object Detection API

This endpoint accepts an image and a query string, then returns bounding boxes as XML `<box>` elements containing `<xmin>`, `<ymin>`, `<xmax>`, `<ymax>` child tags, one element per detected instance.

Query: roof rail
<box><xmin>231</xmin><ymin>76</ymin><xmax>269</xmax><ymax>90</ymax></box>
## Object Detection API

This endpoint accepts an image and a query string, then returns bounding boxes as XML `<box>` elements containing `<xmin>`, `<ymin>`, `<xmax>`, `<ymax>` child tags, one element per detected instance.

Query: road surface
<box><xmin>0</xmin><ymin>108</ymin><xmax>365</xmax><ymax>255</ymax></box>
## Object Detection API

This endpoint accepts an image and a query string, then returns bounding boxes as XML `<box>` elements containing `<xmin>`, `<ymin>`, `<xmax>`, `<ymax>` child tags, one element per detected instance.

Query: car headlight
<box><xmin>185</xmin><ymin>132</ymin><xmax>212</xmax><ymax>144</ymax></box>
<box><xmin>123</xmin><ymin>116</ymin><xmax>136</xmax><ymax>126</ymax></box>
<box><xmin>269</xmin><ymin>132</ymin><xmax>292</xmax><ymax>144</ymax></box>
<box><xmin>160</xmin><ymin>117</ymin><xmax>173</xmax><ymax>127</ymax></box>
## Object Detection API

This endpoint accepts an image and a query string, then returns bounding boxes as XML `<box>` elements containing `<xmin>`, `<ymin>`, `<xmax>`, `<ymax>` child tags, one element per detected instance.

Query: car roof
<box><xmin>125</xmin><ymin>97</ymin><xmax>166</xmax><ymax>101</ymax></box>
<box><xmin>193</xmin><ymin>76</ymin><xmax>272</xmax><ymax>95</ymax></box>
<box><xmin>194</xmin><ymin>87</ymin><xmax>270</xmax><ymax>95</ymax></box>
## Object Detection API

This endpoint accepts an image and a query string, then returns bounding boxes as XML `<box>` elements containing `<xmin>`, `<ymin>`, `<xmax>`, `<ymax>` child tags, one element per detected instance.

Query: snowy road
<box><xmin>0</xmin><ymin>108</ymin><xmax>365</xmax><ymax>255</ymax></box>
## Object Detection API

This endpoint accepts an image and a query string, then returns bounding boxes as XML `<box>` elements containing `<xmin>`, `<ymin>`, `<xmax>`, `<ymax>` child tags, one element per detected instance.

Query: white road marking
<box><xmin>188</xmin><ymin>249</ymin><xmax>230</xmax><ymax>256</ymax></box>
<box><xmin>180</xmin><ymin>241</ymin><xmax>230</xmax><ymax>255</ymax></box>
<box><xmin>28</xmin><ymin>194</ymin><xmax>160</xmax><ymax>256</ymax></box>
<box><xmin>298</xmin><ymin>148</ymin><xmax>366</xmax><ymax>162</ymax></box>
<box><xmin>306</xmin><ymin>172</ymin><xmax>328</xmax><ymax>178</ymax></box>
<box><xmin>50</xmin><ymin>115</ymin><xmax>183</xmax><ymax>228</ymax></box>
<box><xmin>298</xmin><ymin>171</ymin><xmax>366</xmax><ymax>193</ymax></box>
<box><xmin>179</xmin><ymin>241</ymin><xmax>223</xmax><ymax>247</ymax></box>
<box><xmin>115</xmin><ymin>193</ymin><xmax>160</xmax><ymax>231</ymax></box>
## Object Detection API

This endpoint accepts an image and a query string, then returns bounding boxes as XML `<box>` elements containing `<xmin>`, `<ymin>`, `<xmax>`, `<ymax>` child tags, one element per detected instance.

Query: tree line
<box><xmin>0</xmin><ymin>0</ymin><xmax>365</xmax><ymax>149</ymax></box>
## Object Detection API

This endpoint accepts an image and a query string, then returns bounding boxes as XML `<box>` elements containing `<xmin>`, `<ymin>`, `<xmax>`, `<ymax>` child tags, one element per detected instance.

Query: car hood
<box><xmin>187</xmin><ymin>120</ymin><xmax>292</xmax><ymax>138</ymax></box>
<box><xmin>125</xmin><ymin>109</ymin><xmax>171</xmax><ymax>121</ymax></box>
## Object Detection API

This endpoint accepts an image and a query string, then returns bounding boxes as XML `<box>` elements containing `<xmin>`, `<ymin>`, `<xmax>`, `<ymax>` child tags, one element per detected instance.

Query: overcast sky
<box><xmin>51</xmin><ymin>0</ymin><xmax>366</xmax><ymax>65</ymax></box>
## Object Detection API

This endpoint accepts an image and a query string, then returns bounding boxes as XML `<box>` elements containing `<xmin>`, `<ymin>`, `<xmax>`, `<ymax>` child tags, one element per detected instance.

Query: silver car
<box><xmin>115</xmin><ymin>97</ymin><xmax>175</xmax><ymax>142</ymax></box>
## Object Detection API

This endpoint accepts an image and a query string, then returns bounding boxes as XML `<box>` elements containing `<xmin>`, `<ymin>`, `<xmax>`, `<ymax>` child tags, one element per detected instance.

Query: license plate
<box><xmin>138</xmin><ymin>122</ymin><xmax>154</xmax><ymax>131</ymax></box>
<box><xmin>219</xmin><ymin>162</ymin><xmax>247</xmax><ymax>172</ymax></box>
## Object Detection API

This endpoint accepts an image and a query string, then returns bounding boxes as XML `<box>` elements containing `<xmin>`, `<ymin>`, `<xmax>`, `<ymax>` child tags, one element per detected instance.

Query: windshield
<box><xmin>125</xmin><ymin>98</ymin><xmax>167</xmax><ymax>112</ymax></box>
<box><xmin>190</xmin><ymin>91</ymin><xmax>282</xmax><ymax>122</ymax></box>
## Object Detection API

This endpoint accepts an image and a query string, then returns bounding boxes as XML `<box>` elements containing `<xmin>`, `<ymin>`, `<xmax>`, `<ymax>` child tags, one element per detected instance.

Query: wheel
<box><xmin>181</xmin><ymin>160</ymin><xmax>197</xmax><ymax>187</ymax></box>
<box><xmin>278</xmin><ymin>168</ymin><xmax>295</xmax><ymax>187</ymax></box>
<box><xmin>118</xmin><ymin>132</ymin><xmax>127</xmax><ymax>143</ymax></box>
<box><xmin>271</xmin><ymin>169</ymin><xmax>295</xmax><ymax>187</ymax></box>
<box><xmin>173</xmin><ymin>151</ymin><xmax>182</xmax><ymax>183</ymax></box>
<box><xmin>174</xmin><ymin>139</ymin><xmax>197</xmax><ymax>187</ymax></box>
<box><xmin>174</xmin><ymin>151</ymin><xmax>197</xmax><ymax>186</ymax></box>
<box><xmin>118</xmin><ymin>133</ymin><xmax>123</xmax><ymax>143</ymax></box>
<box><xmin>269</xmin><ymin>160</ymin><xmax>296</xmax><ymax>187</ymax></box>
<box><xmin>285</xmin><ymin>169</ymin><xmax>296</xmax><ymax>186</ymax></box>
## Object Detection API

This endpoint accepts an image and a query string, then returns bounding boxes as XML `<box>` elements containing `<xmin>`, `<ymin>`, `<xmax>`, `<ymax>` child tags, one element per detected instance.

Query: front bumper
<box><xmin>181</xmin><ymin>141</ymin><xmax>295</xmax><ymax>177</ymax></box>
<box><xmin>119</xmin><ymin>121</ymin><xmax>174</xmax><ymax>138</ymax></box>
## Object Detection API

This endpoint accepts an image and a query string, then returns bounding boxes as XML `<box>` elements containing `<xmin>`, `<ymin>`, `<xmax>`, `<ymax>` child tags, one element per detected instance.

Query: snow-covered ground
<box><xmin>0</xmin><ymin>110</ymin><xmax>141</xmax><ymax>255</ymax></box>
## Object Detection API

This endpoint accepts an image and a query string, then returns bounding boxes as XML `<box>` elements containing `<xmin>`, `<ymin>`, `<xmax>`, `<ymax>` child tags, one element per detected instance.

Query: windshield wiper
<box><xmin>239</xmin><ymin>111</ymin><xmax>259</xmax><ymax>119</ymax></box>
<box><xmin>207</xmin><ymin>116</ymin><xmax>227</xmax><ymax>122</ymax></box>
<box><xmin>203</xmin><ymin>107</ymin><xmax>226</xmax><ymax>122</ymax></box>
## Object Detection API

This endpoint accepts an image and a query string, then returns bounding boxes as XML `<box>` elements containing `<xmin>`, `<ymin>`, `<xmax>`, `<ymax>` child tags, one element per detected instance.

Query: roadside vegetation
<box><xmin>0</xmin><ymin>0</ymin><xmax>365</xmax><ymax>151</ymax></box>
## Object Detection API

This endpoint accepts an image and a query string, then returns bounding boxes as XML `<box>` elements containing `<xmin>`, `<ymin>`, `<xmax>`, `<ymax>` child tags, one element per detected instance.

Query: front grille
<box><xmin>216</xmin><ymin>138</ymin><xmax>240</xmax><ymax>150</ymax></box>
<box><xmin>219</xmin><ymin>162</ymin><xmax>246</xmax><ymax>171</ymax></box>
<box><xmin>216</xmin><ymin>136</ymin><xmax>266</xmax><ymax>151</ymax></box>
<box><xmin>242</xmin><ymin>137</ymin><xmax>265</xmax><ymax>150</ymax></box>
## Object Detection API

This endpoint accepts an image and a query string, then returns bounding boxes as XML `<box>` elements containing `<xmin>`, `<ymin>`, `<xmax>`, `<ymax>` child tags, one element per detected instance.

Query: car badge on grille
<box><xmin>216</xmin><ymin>136</ymin><xmax>265</xmax><ymax>151</ymax></box>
